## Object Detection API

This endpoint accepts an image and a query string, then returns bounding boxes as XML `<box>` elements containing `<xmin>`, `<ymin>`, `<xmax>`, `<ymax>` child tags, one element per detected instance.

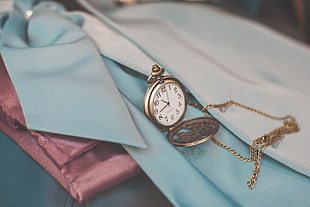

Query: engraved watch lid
<box><xmin>167</xmin><ymin>117</ymin><xmax>219</xmax><ymax>147</ymax></box>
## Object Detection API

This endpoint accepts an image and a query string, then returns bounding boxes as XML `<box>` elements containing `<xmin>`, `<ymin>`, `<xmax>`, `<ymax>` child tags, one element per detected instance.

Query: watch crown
<box><xmin>147</xmin><ymin>64</ymin><xmax>165</xmax><ymax>83</ymax></box>
<box><xmin>151</xmin><ymin>64</ymin><xmax>165</xmax><ymax>77</ymax></box>
<box><xmin>152</xmin><ymin>64</ymin><xmax>161</xmax><ymax>72</ymax></box>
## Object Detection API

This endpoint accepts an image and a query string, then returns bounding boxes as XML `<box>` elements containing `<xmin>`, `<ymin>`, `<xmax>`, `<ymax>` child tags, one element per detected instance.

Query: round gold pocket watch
<box><xmin>144</xmin><ymin>65</ymin><xmax>220</xmax><ymax>147</ymax></box>
<box><xmin>144</xmin><ymin>65</ymin><xmax>187</xmax><ymax>131</ymax></box>
<box><xmin>144</xmin><ymin>65</ymin><xmax>300</xmax><ymax>189</ymax></box>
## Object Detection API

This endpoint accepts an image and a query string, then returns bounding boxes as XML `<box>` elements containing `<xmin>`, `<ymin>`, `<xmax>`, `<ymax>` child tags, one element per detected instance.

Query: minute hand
<box><xmin>160</xmin><ymin>103</ymin><xmax>170</xmax><ymax>112</ymax></box>
<box><xmin>166</xmin><ymin>89</ymin><xmax>170</xmax><ymax>103</ymax></box>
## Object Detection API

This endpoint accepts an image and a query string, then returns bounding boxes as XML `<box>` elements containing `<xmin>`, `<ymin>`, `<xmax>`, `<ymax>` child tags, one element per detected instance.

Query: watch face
<box><xmin>151</xmin><ymin>80</ymin><xmax>186</xmax><ymax>128</ymax></box>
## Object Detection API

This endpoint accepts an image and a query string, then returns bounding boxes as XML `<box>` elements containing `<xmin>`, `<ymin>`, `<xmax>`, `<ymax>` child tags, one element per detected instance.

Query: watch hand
<box><xmin>160</xmin><ymin>103</ymin><xmax>169</xmax><ymax>112</ymax></box>
<box><xmin>166</xmin><ymin>90</ymin><xmax>170</xmax><ymax>105</ymax></box>
<box><xmin>161</xmin><ymin>99</ymin><xmax>169</xmax><ymax>104</ymax></box>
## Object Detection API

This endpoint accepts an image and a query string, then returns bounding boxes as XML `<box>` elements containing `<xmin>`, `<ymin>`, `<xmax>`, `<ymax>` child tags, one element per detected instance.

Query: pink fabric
<box><xmin>0</xmin><ymin>55</ymin><xmax>141</xmax><ymax>202</ymax></box>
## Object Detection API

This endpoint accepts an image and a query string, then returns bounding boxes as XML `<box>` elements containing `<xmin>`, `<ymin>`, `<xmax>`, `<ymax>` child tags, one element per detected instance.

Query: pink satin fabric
<box><xmin>0</xmin><ymin>55</ymin><xmax>141</xmax><ymax>202</ymax></box>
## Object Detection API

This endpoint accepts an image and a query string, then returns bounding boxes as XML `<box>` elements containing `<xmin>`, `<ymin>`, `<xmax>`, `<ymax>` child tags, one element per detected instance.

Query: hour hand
<box><xmin>161</xmin><ymin>99</ymin><xmax>169</xmax><ymax>104</ymax></box>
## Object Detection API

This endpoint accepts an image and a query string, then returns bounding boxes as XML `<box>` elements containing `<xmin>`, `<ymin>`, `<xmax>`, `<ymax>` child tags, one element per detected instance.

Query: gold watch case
<box><xmin>144</xmin><ymin>75</ymin><xmax>187</xmax><ymax>131</ymax></box>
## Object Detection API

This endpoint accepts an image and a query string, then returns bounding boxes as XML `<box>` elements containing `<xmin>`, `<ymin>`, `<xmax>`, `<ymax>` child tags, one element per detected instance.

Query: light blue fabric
<box><xmin>78</xmin><ymin>1</ymin><xmax>310</xmax><ymax>206</ymax></box>
<box><xmin>105</xmin><ymin>57</ymin><xmax>310</xmax><ymax>207</ymax></box>
<box><xmin>0</xmin><ymin>1</ymin><xmax>234</xmax><ymax>206</ymax></box>
<box><xmin>1</xmin><ymin>1</ymin><xmax>310</xmax><ymax>207</ymax></box>
<box><xmin>0</xmin><ymin>1</ymin><xmax>146</xmax><ymax>148</ymax></box>
<box><xmin>78</xmin><ymin>0</ymin><xmax>310</xmax><ymax>177</ymax></box>
<box><xmin>105</xmin><ymin>58</ymin><xmax>236</xmax><ymax>207</ymax></box>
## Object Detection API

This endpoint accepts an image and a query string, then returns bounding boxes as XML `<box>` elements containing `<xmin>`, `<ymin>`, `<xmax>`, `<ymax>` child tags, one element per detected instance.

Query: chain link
<box><xmin>189</xmin><ymin>100</ymin><xmax>299</xmax><ymax>189</ymax></box>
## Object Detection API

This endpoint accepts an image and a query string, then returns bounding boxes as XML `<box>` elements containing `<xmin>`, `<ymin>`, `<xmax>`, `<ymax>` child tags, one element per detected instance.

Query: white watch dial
<box><xmin>152</xmin><ymin>82</ymin><xmax>186</xmax><ymax>126</ymax></box>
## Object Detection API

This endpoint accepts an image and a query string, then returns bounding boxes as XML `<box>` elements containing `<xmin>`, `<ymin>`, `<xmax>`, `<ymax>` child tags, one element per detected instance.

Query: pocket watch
<box><xmin>144</xmin><ymin>65</ymin><xmax>220</xmax><ymax>147</ymax></box>
<box><xmin>143</xmin><ymin>65</ymin><xmax>300</xmax><ymax>189</ymax></box>
<box><xmin>144</xmin><ymin>65</ymin><xmax>187</xmax><ymax>131</ymax></box>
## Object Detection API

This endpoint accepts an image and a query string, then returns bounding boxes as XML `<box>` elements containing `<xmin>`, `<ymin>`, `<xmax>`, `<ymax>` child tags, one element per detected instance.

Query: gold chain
<box><xmin>189</xmin><ymin>101</ymin><xmax>299</xmax><ymax>189</ymax></box>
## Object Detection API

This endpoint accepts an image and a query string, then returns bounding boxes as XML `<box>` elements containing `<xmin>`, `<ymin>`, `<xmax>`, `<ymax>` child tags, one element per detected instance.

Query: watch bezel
<box><xmin>144</xmin><ymin>75</ymin><xmax>187</xmax><ymax>131</ymax></box>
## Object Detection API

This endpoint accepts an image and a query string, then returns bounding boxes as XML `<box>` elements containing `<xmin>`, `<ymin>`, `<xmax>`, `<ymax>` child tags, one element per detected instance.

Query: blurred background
<box><xmin>58</xmin><ymin>0</ymin><xmax>310</xmax><ymax>45</ymax></box>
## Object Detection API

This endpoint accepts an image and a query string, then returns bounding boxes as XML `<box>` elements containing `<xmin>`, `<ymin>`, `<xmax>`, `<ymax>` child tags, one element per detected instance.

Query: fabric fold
<box><xmin>0</xmin><ymin>1</ymin><xmax>147</xmax><ymax>148</ymax></box>
<box><xmin>0</xmin><ymin>53</ymin><xmax>141</xmax><ymax>202</ymax></box>
<box><xmin>2</xmin><ymin>0</ymin><xmax>310</xmax><ymax>206</ymax></box>
<box><xmin>104</xmin><ymin>57</ymin><xmax>310</xmax><ymax>207</ymax></box>
<box><xmin>78</xmin><ymin>0</ymin><xmax>310</xmax><ymax>177</ymax></box>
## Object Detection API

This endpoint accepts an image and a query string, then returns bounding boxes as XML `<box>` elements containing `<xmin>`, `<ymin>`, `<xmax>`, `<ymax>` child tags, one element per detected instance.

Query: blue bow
<box><xmin>0</xmin><ymin>0</ymin><xmax>147</xmax><ymax>148</ymax></box>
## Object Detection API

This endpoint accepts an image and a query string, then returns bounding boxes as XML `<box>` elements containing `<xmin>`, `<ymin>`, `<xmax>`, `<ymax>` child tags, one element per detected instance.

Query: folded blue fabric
<box><xmin>0</xmin><ymin>0</ymin><xmax>146</xmax><ymax>148</ymax></box>
<box><xmin>1</xmin><ymin>0</ymin><xmax>310</xmax><ymax>206</ymax></box>
<box><xmin>79</xmin><ymin>0</ymin><xmax>310</xmax><ymax>176</ymax></box>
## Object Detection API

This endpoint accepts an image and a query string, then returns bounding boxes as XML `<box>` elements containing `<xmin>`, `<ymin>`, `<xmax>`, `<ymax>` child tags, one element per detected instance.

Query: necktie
<box><xmin>0</xmin><ymin>0</ymin><xmax>146</xmax><ymax>148</ymax></box>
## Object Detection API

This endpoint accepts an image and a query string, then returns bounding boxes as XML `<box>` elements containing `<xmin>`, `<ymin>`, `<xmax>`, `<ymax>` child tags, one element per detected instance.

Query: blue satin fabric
<box><xmin>0</xmin><ymin>1</ymin><xmax>231</xmax><ymax>206</ymax></box>
<box><xmin>0</xmin><ymin>0</ymin><xmax>146</xmax><ymax>148</ymax></box>
<box><xmin>80</xmin><ymin>0</ymin><xmax>310</xmax><ymax>178</ymax></box>
<box><xmin>1</xmin><ymin>0</ymin><xmax>310</xmax><ymax>207</ymax></box>
<box><xmin>105</xmin><ymin>58</ymin><xmax>310</xmax><ymax>207</ymax></box>
<box><xmin>78</xmin><ymin>3</ymin><xmax>310</xmax><ymax>205</ymax></box>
